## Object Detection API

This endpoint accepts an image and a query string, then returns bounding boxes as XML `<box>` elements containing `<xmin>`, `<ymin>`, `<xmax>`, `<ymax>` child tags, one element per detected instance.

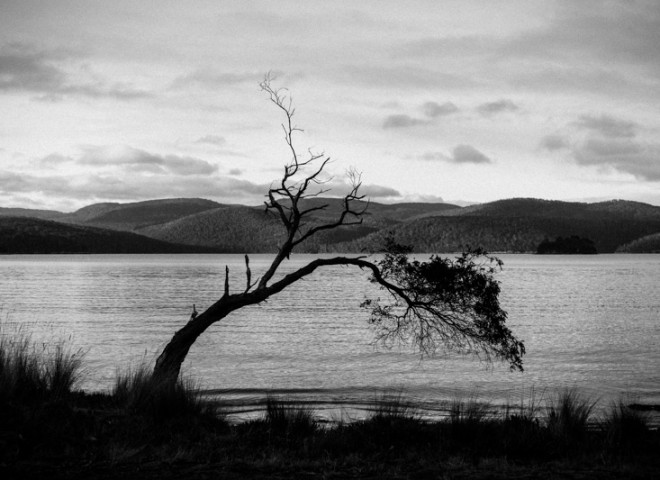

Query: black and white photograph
<box><xmin>1</xmin><ymin>1</ymin><xmax>659</xmax><ymax>478</ymax></box>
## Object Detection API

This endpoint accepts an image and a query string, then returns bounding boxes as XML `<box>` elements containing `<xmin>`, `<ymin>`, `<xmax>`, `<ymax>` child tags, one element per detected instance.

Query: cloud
<box><xmin>228</xmin><ymin>168</ymin><xmax>243</xmax><ymax>176</ymax></box>
<box><xmin>477</xmin><ymin>99</ymin><xmax>519</xmax><ymax>116</ymax></box>
<box><xmin>574</xmin><ymin>114</ymin><xmax>639</xmax><ymax>138</ymax></box>
<box><xmin>0</xmin><ymin>46</ymin><xmax>65</xmax><ymax>92</ymax></box>
<box><xmin>560</xmin><ymin>111</ymin><xmax>660</xmax><ymax>182</ymax></box>
<box><xmin>540</xmin><ymin>134</ymin><xmax>570</xmax><ymax>151</ymax></box>
<box><xmin>418</xmin><ymin>146</ymin><xmax>492</xmax><ymax>165</ymax></box>
<box><xmin>172</xmin><ymin>70</ymin><xmax>264</xmax><ymax>89</ymax></box>
<box><xmin>573</xmin><ymin>138</ymin><xmax>660</xmax><ymax>181</ymax></box>
<box><xmin>76</xmin><ymin>146</ymin><xmax>218</xmax><ymax>176</ymax></box>
<box><xmin>3</xmin><ymin>145</ymin><xmax>283</xmax><ymax>208</ymax></box>
<box><xmin>578</xmin><ymin>138</ymin><xmax>643</xmax><ymax>158</ymax></box>
<box><xmin>396</xmin><ymin>193</ymin><xmax>446</xmax><ymax>203</ymax></box>
<box><xmin>342</xmin><ymin>65</ymin><xmax>476</xmax><ymax>90</ymax></box>
<box><xmin>382</xmin><ymin>114</ymin><xmax>427</xmax><ymax>129</ymax></box>
<box><xmin>195</xmin><ymin>135</ymin><xmax>226</xmax><ymax>146</ymax></box>
<box><xmin>311</xmin><ymin>176</ymin><xmax>400</xmax><ymax>199</ymax></box>
<box><xmin>451</xmin><ymin>145</ymin><xmax>492</xmax><ymax>164</ymax></box>
<box><xmin>419</xmin><ymin>152</ymin><xmax>449</xmax><ymax>162</ymax></box>
<box><xmin>0</xmin><ymin>43</ymin><xmax>151</xmax><ymax>100</ymax></box>
<box><xmin>0</xmin><ymin>165</ymin><xmax>269</xmax><ymax>208</ymax></box>
<box><xmin>503</xmin><ymin>2</ymin><xmax>660</xmax><ymax>75</ymax></box>
<box><xmin>360</xmin><ymin>184</ymin><xmax>401</xmax><ymax>198</ymax></box>
<box><xmin>0</xmin><ymin>170</ymin><xmax>29</xmax><ymax>190</ymax></box>
<box><xmin>422</xmin><ymin>101</ymin><xmax>458</xmax><ymax>118</ymax></box>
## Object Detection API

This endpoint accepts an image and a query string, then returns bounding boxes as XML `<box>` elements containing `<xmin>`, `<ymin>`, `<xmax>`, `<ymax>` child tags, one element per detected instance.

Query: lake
<box><xmin>1</xmin><ymin>253</ymin><xmax>659</xmax><ymax>422</ymax></box>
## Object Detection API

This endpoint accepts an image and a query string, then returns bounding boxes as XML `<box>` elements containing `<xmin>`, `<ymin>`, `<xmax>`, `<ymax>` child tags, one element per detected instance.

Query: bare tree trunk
<box><xmin>152</xmin><ymin>257</ymin><xmax>382</xmax><ymax>385</ymax></box>
<box><xmin>153</xmin><ymin>293</ymin><xmax>264</xmax><ymax>382</ymax></box>
<box><xmin>153</xmin><ymin>313</ymin><xmax>217</xmax><ymax>383</ymax></box>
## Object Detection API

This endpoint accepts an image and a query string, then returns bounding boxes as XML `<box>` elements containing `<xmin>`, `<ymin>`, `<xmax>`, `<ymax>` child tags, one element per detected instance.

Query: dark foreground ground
<box><xmin>2</xmin><ymin>389</ymin><xmax>659</xmax><ymax>480</ymax></box>
<box><xmin>1</xmin><ymin>335</ymin><xmax>658</xmax><ymax>480</ymax></box>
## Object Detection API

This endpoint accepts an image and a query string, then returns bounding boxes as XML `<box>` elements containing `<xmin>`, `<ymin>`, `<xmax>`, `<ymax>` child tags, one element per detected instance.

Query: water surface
<box><xmin>1</xmin><ymin>253</ymin><xmax>658</xmax><ymax>420</ymax></box>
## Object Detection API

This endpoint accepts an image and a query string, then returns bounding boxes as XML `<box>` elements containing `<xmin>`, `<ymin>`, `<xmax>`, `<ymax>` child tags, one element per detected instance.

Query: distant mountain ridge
<box><xmin>0</xmin><ymin>216</ymin><xmax>221</xmax><ymax>254</ymax></box>
<box><xmin>2</xmin><ymin>197</ymin><xmax>660</xmax><ymax>254</ymax></box>
<box><xmin>59</xmin><ymin>198</ymin><xmax>222</xmax><ymax>229</ymax></box>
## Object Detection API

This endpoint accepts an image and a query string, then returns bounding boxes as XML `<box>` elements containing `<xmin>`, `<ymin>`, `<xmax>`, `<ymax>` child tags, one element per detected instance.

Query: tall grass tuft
<box><xmin>337</xmin><ymin>390</ymin><xmax>430</xmax><ymax>453</ymax></box>
<box><xmin>264</xmin><ymin>396</ymin><xmax>317</xmax><ymax>437</ymax></box>
<box><xmin>602</xmin><ymin>401</ymin><xmax>650</xmax><ymax>454</ymax></box>
<box><xmin>448</xmin><ymin>396</ymin><xmax>492</xmax><ymax>425</ymax></box>
<box><xmin>444</xmin><ymin>395</ymin><xmax>495</xmax><ymax>453</ymax></box>
<box><xmin>0</xmin><ymin>326</ymin><xmax>84</xmax><ymax>403</ymax></box>
<box><xmin>45</xmin><ymin>344</ymin><xmax>84</xmax><ymax>399</ymax></box>
<box><xmin>545</xmin><ymin>388</ymin><xmax>597</xmax><ymax>447</ymax></box>
<box><xmin>369</xmin><ymin>390</ymin><xmax>418</xmax><ymax>423</ymax></box>
<box><xmin>113</xmin><ymin>363</ymin><xmax>209</xmax><ymax>421</ymax></box>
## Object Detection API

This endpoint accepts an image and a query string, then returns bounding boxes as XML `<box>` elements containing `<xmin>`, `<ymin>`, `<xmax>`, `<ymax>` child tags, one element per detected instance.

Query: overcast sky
<box><xmin>1</xmin><ymin>0</ymin><xmax>659</xmax><ymax>211</ymax></box>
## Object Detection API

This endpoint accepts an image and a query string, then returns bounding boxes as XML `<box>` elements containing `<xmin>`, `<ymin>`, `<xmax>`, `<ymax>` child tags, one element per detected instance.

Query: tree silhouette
<box><xmin>152</xmin><ymin>75</ymin><xmax>525</xmax><ymax>384</ymax></box>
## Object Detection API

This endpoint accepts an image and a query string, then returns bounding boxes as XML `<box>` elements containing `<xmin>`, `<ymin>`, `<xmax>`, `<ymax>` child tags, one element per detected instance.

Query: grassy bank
<box><xmin>1</xmin><ymin>331</ymin><xmax>658</xmax><ymax>479</ymax></box>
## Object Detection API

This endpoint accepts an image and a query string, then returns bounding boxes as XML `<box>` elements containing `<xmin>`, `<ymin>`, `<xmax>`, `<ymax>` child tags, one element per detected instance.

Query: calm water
<box><xmin>1</xmin><ymin>253</ymin><xmax>659</xmax><ymax>420</ymax></box>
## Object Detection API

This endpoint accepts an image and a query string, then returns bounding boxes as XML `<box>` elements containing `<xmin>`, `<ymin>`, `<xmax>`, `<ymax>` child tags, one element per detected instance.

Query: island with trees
<box><xmin>536</xmin><ymin>235</ymin><xmax>598</xmax><ymax>254</ymax></box>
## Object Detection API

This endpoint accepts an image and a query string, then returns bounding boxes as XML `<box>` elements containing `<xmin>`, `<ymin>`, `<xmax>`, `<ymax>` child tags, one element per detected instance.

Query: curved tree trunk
<box><xmin>152</xmin><ymin>257</ymin><xmax>383</xmax><ymax>386</ymax></box>
<box><xmin>153</xmin><ymin>312</ymin><xmax>218</xmax><ymax>383</ymax></box>
<box><xmin>153</xmin><ymin>293</ymin><xmax>263</xmax><ymax>383</ymax></box>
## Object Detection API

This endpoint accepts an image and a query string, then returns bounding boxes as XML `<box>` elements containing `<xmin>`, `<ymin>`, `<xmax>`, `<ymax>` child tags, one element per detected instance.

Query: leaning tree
<box><xmin>152</xmin><ymin>76</ymin><xmax>525</xmax><ymax>384</ymax></box>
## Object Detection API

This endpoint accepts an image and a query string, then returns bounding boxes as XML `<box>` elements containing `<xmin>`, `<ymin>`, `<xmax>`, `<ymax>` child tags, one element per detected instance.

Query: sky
<box><xmin>1</xmin><ymin>0</ymin><xmax>660</xmax><ymax>211</ymax></box>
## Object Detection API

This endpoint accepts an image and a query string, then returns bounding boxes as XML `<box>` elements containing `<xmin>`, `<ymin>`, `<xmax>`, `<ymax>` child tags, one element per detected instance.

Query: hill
<box><xmin>332</xmin><ymin>199</ymin><xmax>660</xmax><ymax>253</ymax></box>
<box><xmin>617</xmin><ymin>233</ymin><xmax>660</xmax><ymax>253</ymax></box>
<box><xmin>0</xmin><ymin>217</ymin><xmax>221</xmax><ymax>254</ymax></box>
<box><xmin>2</xmin><ymin>197</ymin><xmax>660</xmax><ymax>254</ymax></box>
<box><xmin>61</xmin><ymin>198</ymin><xmax>222</xmax><ymax>230</ymax></box>
<box><xmin>0</xmin><ymin>207</ymin><xmax>65</xmax><ymax>221</ymax></box>
<box><xmin>284</xmin><ymin>197</ymin><xmax>460</xmax><ymax>226</ymax></box>
<box><xmin>137</xmin><ymin>206</ymin><xmax>287</xmax><ymax>252</ymax></box>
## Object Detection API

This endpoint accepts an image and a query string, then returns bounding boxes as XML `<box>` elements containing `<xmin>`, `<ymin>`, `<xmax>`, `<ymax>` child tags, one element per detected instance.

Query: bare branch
<box><xmin>244</xmin><ymin>254</ymin><xmax>259</xmax><ymax>293</ymax></box>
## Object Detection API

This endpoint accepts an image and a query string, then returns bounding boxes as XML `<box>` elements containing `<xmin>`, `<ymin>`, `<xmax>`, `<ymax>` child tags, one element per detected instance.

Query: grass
<box><xmin>1</xmin><ymin>331</ymin><xmax>659</xmax><ymax>479</ymax></box>
<box><xmin>113</xmin><ymin>363</ymin><xmax>213</xmax><ymax>421</ymax></box>
<box><xmin>263</xmin><ymin>396</ymin><xmax>317</xmax><ymax>437</ymax></box>
<box><xmin>603</xmin><ymin>400</ymin><xmax>653</xmax><ymax>456</ymax></box>
<box><xmin>0</xmin><ymin>325</ymin><xmax>84</xmax><ymax>403</ymax></box>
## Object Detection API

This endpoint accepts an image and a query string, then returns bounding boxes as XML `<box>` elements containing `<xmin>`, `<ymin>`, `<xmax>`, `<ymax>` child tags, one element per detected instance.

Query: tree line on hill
<box><xmin>2</xmin><ymin>197</ymin><xmax>660</xmax><ymax>254</ymax></box>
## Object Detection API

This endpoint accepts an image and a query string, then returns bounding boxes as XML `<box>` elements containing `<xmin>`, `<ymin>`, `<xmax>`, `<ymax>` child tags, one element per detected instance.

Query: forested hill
<box><xmin>617</xmin><ymin>233</ymin><xmax>660</xmax><ymax>253</ymax></box>
<box><xmin>59</xmin><ymin>198</ymin><xmax>222</xmax><ymax>230</ymax></box>
<box><xmin>334</xmin><ymin>198</ymin><xmax>660</xmax><ymax>254</ymax></box>
<box><xmin>2</xmin><ymin>197</ymin><xmax>660</xmax><ymax>253</ymax></box>
<box><xmin>0</xmin><ymin>217</ymin><xmax>221</xmax><ymax>254</ymax></box>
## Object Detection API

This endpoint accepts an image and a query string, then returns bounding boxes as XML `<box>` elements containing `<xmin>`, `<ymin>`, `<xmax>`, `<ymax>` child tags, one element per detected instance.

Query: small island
<box><xmin>537</xmin><ymin>236</ymin><xmax>598</xmax><ymax>254</ymax></box>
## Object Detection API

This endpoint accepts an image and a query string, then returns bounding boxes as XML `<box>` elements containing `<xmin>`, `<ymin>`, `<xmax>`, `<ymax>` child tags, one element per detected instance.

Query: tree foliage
<box><xmin>363</xmin><ymin>238</ymin><xmax>524</xmax><ymax>370</ymax></box>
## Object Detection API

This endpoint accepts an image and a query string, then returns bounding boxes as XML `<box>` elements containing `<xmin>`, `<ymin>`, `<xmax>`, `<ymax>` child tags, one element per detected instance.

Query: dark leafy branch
<box><xmin>361</xmin><ymin>238</ymin><xmax>525</xmax><ymax>371</ymax></box>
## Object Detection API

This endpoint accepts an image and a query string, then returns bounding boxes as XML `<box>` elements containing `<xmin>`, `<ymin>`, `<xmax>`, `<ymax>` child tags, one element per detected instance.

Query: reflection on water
<box><xmin>1</xmin><ymin>253</ymin><xmax>659</xmax><ymax>416</ymax></box>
